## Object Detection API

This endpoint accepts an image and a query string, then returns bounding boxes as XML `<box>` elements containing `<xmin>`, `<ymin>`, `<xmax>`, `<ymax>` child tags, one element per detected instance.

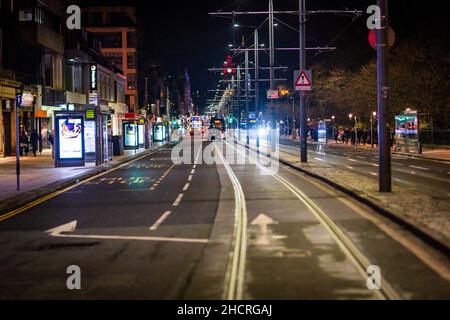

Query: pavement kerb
<box><xmin>234</xmin><ymin>138</ymin><xmax>450</xmax><ymax>258</ymax></box>
<box><xmin>0</xmin><ymin>142</ymin><xmax>173</xmax><ymax>216</ymax></box>
<box><xmin>281</xmin><ymin>139</ymin><xmax>450</xmax><ymax>162</ymax></box>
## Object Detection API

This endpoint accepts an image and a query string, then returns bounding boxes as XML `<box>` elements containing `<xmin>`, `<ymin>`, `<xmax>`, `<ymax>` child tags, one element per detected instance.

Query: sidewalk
<box><xmin>0</xmin><ymin>143</ymin><xmax>165</xmax><ymax>214</ymax></box>
<box><xmin>280</xmin><ymin>135</ymin><xmax>450</xmax><ymax>161</ymax></box>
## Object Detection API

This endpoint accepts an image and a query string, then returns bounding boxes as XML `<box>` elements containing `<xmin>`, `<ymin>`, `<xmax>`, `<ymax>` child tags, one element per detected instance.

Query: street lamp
<box><xmin>371</xmin><ymin>111</ymin><xmax>377</xmax><ymax>148</ymax></box>
<box><xmin>349</xmin><ymin>113</ymin><xmax>357</xmax><ymax>145</ymax></box>
<box><xmin>331</xmin><ymin>115</ymin><xmax>335</xmax><ymax>143</ymax></box>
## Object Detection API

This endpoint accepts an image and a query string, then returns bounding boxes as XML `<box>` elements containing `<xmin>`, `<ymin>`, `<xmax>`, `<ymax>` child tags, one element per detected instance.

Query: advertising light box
<box><xmin>58</xmin><ymin>117</ymin><xmax>83</xmax><ymax>159</ymax></box>
<box><xmin>123</xmin><ymin>122</ymin><xmax>138</xmax><ymax>149</ymax></box>
<box><xmin>138</xmin><ymin>124</ymin><xmax>144</xmax><ymax>146</ymax></box>
<box><xmin>84</xmin><ymin>120</ymin><xmax>96</xmax><ymax>154</ymax></box>
<box><xmin>54</xmin><ymin>113</ymin><xmax>85</xmax><ymax>167</ymax></box>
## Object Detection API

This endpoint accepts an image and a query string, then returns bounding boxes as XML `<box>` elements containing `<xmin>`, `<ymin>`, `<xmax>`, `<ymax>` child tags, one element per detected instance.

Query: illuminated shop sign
<box><xmin>20</xmin><ymin>92</ymin><xmax>34</xmax><ymax>107</ymax></box>
<box><xmin>90</xmin><ymin>64</ymin><xmax>97</xmax><ymax>91</ymax></box>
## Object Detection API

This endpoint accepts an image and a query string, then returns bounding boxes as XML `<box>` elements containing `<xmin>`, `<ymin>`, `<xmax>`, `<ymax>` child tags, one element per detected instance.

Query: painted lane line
<box><xmin>193</xmin><ymin>165</ymin><xmax>197</xmax><ymax>169</ymax></box>
<box><xmin>215</xmin><ymin>144</ymin><xmax>248</xmax><ymax>301</ymax></box>
<box><xmin>149</xmin><ymin>211</ymin><xmax>172</xmax><ymax>230</ymax></box>
<box><xmin>172</xmin><ymin>193</ymin><xmax>184</xmax><ymax>206</ymax></box>
<box><xmin>409</xmin><ymin>165</ymin><xmax>430</xmax><ymax>171</ymax></box>
<box><xmin>47</xmin><ymin>228</ymin><xmax>207</xmax><ymax>244</ymax></box>
<box><xmin>188</xmin><ymin>175</ymin><xmax>193</xmax><ymax>182</ymax></box>
<box><xmin>229</xmin><ymin>141</ymin><xmax>399</xmax><ymax>300</ymax></box>
<box><xmin>191</xmin><ymin>169</ymin><xmax>196</xmax><ymax>174</ymax></box>
<box><xmin>182</xmin><ymin>183</ymin><xmax>190</xmax><ymax>191</ymax></box>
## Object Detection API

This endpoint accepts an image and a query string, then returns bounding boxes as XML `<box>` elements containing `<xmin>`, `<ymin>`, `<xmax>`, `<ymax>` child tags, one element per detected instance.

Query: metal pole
<box><xmin>292</xmin><ymin>97</ymin><xmax>296</xmax><ymax>140</ymax></box>
<box><xmin>145</xmin><ymin>77</ymin><xmax>149</xmax><ymax>111</ymax></box>
<box><xmin>15</xmin><ymin>92</ymin><xmax>21</xmax><ymax>191</ymax></box>
<box><xmin>245</xmin><ymin>49</ymin><xmax>250</xmax><ymax>145</ymax></box>
<box><xmin>371</xmin><ymin>115</ymin><xmax>374</xmax><ymax>148</ymax></box>
<box><xmin>299</xmin><ymin>0</ymin><xmax>307</xmax><ymax>162</ymax></box>
<box><xmin>269</xmin><ymin>0</ymin><xmax>276</xmax><ymax>152</ymax></box>
<box><xmin>377</xmin><ymin>0</ymin><xmax>391</xmax><ymax>192</ymax></box>
<box><xmin>254</xmin><ymin>29</ymin><xmax>260</xmax><ymax>148</ymax></box>
<box><xmin>237</xmin><ymin>64</ymin><xmax>241</xmax><ymax>138</ymax></box>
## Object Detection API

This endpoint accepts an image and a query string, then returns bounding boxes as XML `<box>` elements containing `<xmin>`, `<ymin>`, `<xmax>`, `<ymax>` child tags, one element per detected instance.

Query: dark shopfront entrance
<box><xmin>1</xmin><ymin>109</ymin><xmax>12</xmax><ymax>156</ymax></box>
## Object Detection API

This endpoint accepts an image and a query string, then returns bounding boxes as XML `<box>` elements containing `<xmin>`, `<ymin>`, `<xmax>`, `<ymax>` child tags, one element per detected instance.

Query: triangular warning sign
<box><xmin>295</xmin><ymin>71</ymin><xmax>311</xmax><ymax>86</ymax></box>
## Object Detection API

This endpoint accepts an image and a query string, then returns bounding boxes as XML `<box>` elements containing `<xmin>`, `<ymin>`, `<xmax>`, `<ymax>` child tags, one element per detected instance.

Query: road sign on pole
<box><xmin>294</xmin><ymin>70</ymin><xmax>312</xmax><ymax>91</ymax></box>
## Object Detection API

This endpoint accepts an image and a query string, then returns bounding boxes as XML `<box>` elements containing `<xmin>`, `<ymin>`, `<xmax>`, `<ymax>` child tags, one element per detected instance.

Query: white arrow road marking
<box><xmin>45</xmin><ymin>220</ymin><xmax>208</xmax><ymax>244</ymax></box>
<box><xmin>46</xmin><ymin>220</ymin><xmax>78</xmax><ymax>236</ymax></box>
<box><xmin>250</xmin><ymin>213</ymin><xmax>278</xmax><ymax>234</ymax></box>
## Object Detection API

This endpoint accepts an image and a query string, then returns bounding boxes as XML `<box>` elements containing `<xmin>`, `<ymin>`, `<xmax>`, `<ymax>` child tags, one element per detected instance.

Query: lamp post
<box><xmin>291</xmin><ymin>96</ymin><xmax>296</xmax><ymax>140</ymax></box>
<box><xmin>331</xmin><ymin>115</ymin><xmax>335</xmax><ymax>143</ymax></box>
<box><xmin>349</xmin><ymin>113</ymin><xmax>357</xmax><ymax>145</ymax></box>
<box><xmin>371</xmin><ymin>111</ymin><xmax>377</xmax><ymax>148</ymax></box>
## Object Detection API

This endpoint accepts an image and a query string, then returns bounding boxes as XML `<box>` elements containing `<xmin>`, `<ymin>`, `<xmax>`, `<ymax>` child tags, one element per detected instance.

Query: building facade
<box><xmin>82</xmin><ymin>6</ymin><xmax>138</xmax><ymax>113</ymax></box>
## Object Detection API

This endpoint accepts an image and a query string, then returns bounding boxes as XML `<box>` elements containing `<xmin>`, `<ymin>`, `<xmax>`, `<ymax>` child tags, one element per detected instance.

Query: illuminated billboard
<box><xmin>57</xmin><ymin>117</ymin><xmax>83</xmax><ymax>159</ymax></box>
<box><xmin>123</xmin><ymin>122</ymin><xmax>138</xmax><ymax>148</ymax></box>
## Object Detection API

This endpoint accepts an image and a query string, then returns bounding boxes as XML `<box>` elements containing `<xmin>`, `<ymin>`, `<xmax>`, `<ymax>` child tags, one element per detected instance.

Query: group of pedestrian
<box><xmin>19</xmin><ymin>129</ymin><xmax>47</xmax><ymax>157</ymax></box>
<box><xmin>332</xmin><ymin>127</ymin><xmax>377</xmax><ymax>146</ymax></box>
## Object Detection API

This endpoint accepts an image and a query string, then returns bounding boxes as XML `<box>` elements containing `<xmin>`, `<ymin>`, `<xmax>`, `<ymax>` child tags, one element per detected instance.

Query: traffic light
<box><xmin>223</xmin><ymin>55</ymin><xmax>236</xmax><ymax>75</ymax></box>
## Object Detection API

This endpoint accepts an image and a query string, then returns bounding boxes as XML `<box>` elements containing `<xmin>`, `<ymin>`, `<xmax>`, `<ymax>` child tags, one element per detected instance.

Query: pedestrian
<box><xmin>19</xmin><ymin>130</ymin><xmax>29</xmax><ymax>156</ymax></box>
<box><xmin>30</xmin><ymin>129</ymin><xmax>39</xmax><ymax>157</ymax></box>
<box><xmin>350</xmin><ymin>129</ymin><xmax>356</xmax><ymax>146</ymax></box>
<box><xmin>48</xmin><ymin>132</ymin><xmax>54</xmax><ymax>159</ymax></box>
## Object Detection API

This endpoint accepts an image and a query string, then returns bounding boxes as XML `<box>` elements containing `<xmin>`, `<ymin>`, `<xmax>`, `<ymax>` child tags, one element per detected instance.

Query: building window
<box><xmin>95</xmin><ymin>32</ymin><xmax>122</xmax><ymax>48</ymax></box>
<box><xmin>103</xmin><ymin>52</ymin><xmax>122</xmax><ymax>70</ymax></box>
<box><xmin>126</xmin><ymin>73</ymin><xmax>136</xmax><ymax>90</ymax></box>
<box><xmin>127</xmin><ymin>32</ymin><xmax>137</xmax><ymax>48</ymax></box>
<box><xmin>126</xmin><ymin>52</ymin><xmax>136</xmax><ymax>69</ymax></box>
<box><xmin>18</xmin><ymin>9</ymin><xmax>33</xmax><ymax>21</ymax></box>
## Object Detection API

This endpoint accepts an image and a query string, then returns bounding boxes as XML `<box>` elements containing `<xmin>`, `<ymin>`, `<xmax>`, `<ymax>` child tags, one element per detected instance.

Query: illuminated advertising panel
<box><xmin>123</xmin><ymin>122</ymin><xmax>138</xmax><ymax>148</ymax></box>
<box><xmin>84</xmin><ymin>120</ymin><xmax>96</xmax><ymax>153</ymax></box>
<box><xmin>57</xmin><ymin>117</ymin><xmax>84</xmax><ymax>159</ymax></box>
<box><xmin>138</xmin><ymin>124</ymin><xmax>144</xmax><ymax>146</ymax></box>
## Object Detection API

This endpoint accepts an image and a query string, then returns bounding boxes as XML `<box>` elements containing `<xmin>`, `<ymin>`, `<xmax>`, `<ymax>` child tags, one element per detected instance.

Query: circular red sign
<box><xmin>368</xmin><ymin>30</ymin><xmax>376</xmax><ymax>49</ymax></box>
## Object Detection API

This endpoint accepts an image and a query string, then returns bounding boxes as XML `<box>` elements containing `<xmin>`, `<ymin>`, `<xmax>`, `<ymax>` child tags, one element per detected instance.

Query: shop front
<box><xmin>0</xmin><ymin>78</ymin><xmax>20</xmax><ymax>156</ymax></box>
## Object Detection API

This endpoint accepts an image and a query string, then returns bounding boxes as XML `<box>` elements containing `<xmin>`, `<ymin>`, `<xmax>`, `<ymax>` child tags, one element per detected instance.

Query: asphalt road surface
<box><xmin>0</xmin><ymin>140</ymin><xmax>449</xmax><ymax>299</ymax></box>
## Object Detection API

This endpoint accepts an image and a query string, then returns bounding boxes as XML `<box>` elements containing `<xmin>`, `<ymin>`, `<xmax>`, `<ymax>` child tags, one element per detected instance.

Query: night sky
<box><xmin>137</xmin><ymin>0</ymin><xmax>449</xmax><ymax>110</ymax></box>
